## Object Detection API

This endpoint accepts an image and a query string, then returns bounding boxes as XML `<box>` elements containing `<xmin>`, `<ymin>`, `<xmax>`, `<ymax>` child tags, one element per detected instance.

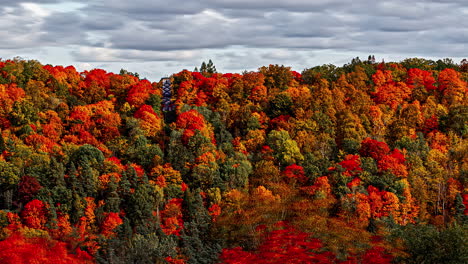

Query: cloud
<box><xmin>1</xmin><ymin>0</ymin><xmax>468</xmax><ymax>80</ymax></box>
<box><xmin>72</xmin><ymin>47</ymin><xmax>199</xmax><ymax>62</ymax></box>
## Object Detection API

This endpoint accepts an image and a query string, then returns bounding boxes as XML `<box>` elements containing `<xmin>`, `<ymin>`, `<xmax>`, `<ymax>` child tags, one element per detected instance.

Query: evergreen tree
<box><xmin>207</xmin><ymin>59</ymin><xmax>217</xmax><ymax>74</ymax></box>
<box><xmin>200</xmin><ymin>62</ymin><xmax>207</xmax><ymax>73</ymax></box>
<box><xmin>0</xmin><ymin>131</ymin><xmax>5</xmax><ymax>154</ymax></box>
<box><xmin>181</xmin><ymin>189</ymin><xmax>221</xmax><ymax>264</ymax></box>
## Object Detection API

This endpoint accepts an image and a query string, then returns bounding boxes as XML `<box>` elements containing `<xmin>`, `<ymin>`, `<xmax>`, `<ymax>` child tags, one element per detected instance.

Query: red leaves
<box><xmin>360</xmin><ymin>138</ymin><xmax>407</xmax><ymax>177</ymax></box>
<box><xmin>208</xmin><ymin>204</ymin><xmax>221</xmax><ymax>222</ymax></box>
<box><xmin>406</xmin><ymin>68</ymin><xmax>436</xmax><ymax>91</ymax></box>
<box><xmin>361</xmin><ymin>246</ymin><xmax>393</xmax><ymax>264</ymax></box>
<box><xmin>291</xmin><ymin>71</ymin><xmax>302</xmax><ymax>82</ymax></box>
<box><xmin>0</xmin><ymin>233</ymin><xmax>94</xmax><ymax>264</ymax></box>
<box><xmin>338</xmin><ymin>155</ymin><xmax>362</xmax><ymax>176</ymax></box>
<box><xmin>84</xmin><ymin>69</ymin><xmax>111</xmax><ymax>92</ymax></box>
<box><xmin>21</xmin><ymin>199</ymin><xmax>48</xmax><ymax>230</ymax></box>
<box><xmin>423</xmin><ymin>115</ymin><xmax>439</xmax><ymax>134</ymax></box>
<box><xmin>134</xmin><ymin>104</ymin><xmax>156</xmax><ymax>119</ymax></box>
<box><xmin>463</xmin><ymin>194</ymin><xmax>468</xmax><ymax>215</ymax></box>
<box><xmin>360</xmin><ymin>138</ymin><xmax>390</xmax><ymax>161</ymax></box>
<box><xmin>282</xmin><ymin>164</ymin><xmax>307</xmax><ymax>184</ymax></box>
<box><xmin>269</xmin><ymin>115</ymin><xmax>291</xmax><ymax>131</ymax></box>
<box><xmin>18</xmin><ymin>176</ymin><xmax>42</xmax><ymax>204</ymax></box>
<box><xmin>220</xmin><ymin>224</ymin><xmax>336</xmax><ymax>264</ymax></box>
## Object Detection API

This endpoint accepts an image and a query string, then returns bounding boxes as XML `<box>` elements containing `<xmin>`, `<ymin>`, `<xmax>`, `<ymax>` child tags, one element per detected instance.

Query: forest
<box><xmin>0</xmin><ymin>56</ymin><xmax>466</xmax><ymax>263</ymax></box>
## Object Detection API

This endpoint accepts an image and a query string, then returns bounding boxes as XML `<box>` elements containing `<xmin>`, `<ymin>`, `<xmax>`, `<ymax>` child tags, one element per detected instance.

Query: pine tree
<box><xmin>0</xmin><ymin>131</ymin><xmax>5</xmax><ymax>154</ymax></box>
<box><xmin>200</xmin><ymin>62</ymin><xmax>207</xmax><ymax>73</ymax></box>
<box><xmin>181</xmin><ymin>189</ymin><xmax>221</xmax><ymax>264</ymax></box>
<box><xmin>207</xmin><ymin>59</ymin><xmax>217</xmax><ymax>74</ymax></box>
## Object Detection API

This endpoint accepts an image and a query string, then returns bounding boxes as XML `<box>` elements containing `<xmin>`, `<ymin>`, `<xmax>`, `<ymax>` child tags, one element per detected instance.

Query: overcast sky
<box><xmin>1</xmin><ymin>0</ymin><xmax>467</xmax><ymax>80</ymax></box>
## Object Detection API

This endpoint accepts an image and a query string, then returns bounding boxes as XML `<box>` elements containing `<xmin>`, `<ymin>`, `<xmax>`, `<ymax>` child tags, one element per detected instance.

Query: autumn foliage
<box><xmin>0</xmin><ymin>57</ymin><xmax>466</xmax><ymax>263</ymax></box>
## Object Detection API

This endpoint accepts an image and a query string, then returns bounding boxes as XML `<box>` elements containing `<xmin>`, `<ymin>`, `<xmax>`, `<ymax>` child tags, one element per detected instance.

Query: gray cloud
<box><xmin>1</xmin><ymin>0</ymin><xmax>467</xmax><ymax>80</ymax></box>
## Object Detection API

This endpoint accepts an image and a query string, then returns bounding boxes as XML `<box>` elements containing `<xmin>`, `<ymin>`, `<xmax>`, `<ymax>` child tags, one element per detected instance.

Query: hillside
<box><xmin>0</xmin><ymin>57</ymin><xmax>467</xmax><ymax>263</ymax></box>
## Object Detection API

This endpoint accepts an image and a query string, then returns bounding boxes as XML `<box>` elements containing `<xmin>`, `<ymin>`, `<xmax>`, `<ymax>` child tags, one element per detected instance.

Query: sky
<box><xmin>1</xmin><ymin>0</ymin><xmax>467</xmax><ymax>81</ymax></box>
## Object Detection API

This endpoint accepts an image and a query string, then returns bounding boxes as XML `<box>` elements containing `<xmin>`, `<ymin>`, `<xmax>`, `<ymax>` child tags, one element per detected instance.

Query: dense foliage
<box><xmin>0</xmin><ymin>57</ymin><xmax>467</xmax><ymax>263</ymax></box>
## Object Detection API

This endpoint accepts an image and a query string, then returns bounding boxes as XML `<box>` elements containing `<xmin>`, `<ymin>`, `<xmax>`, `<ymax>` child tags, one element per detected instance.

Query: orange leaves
<box><xmin>347</xmin><ymin>177</ymin><xmax>362</xmax><ymax>189</ymax></box>
<box><xmin>365</xmin><ymin>185</ymin><xmax>417</xmax><ymax>224</ymax></box>
<box><xmin>249</xmin><ymin>85</ymin><xmax>268</xmax><ymax>103</ymax></box>
<box><xmin>253</xmin><ymin>186</ymin><xmax>281</xmax><ymax>204</ymax></box>
<box><xmin>378</xmin><ymin>149</ymin><xmax>408</xmax><ymax>178</ymax></box>
<box><xmin>160</xmin><ymin>198</ymin><xmax>184</xmax><ymax>236</ymax></box>
<box><xmin>83</xmin><ymin>197</ymin><xmax>96</xmax><ymax>228</ymax></box>
<box><xmin>51</xmin><ymin>213</ymin><xmax>73</xmax><ymax>238</ymax></box>
<box><xmin>372</xmin><ymin>70</ymin><xmax>393</xmax><ymax>87</ymax></box>
<box><xmin>24</xmin><ymin>134</ymin><xmax>59</xmax><ymax>153</ymax></box>
<box><xmin>438</xmin><ymin>68</ymin><xmax>467</xmax><ymax>106</ymax></box>
<box><xmin>354</xmin><ymin>192</ymin><xmax>371</xmax><ymax>224</ymax></box>
<box><xmin>100</xmin><ymin>212</ymin><xmax>123</xmax><ymax>238</ymax></box>
<box><xmin>176</xmin><ymin>109</ymin><xmax>205</xmax><ymax>131</ymax></box>
<box><xmin>68</xmin><ymin>100</ymin><xmax>121</xmax><ymax>143</ymax></box>
<box><xmin>372</xmin><ymin>70</ymin><xmax>411</xmax><ymax>109</ymax></box>
<box><xmin>426</xmin><ymin>131</ymin><xmax>449</xmax><ymax>153</ymax></box>
<box><xmin>44</xmin><ymin>65</ymin><xmax>84</xmax><ymax>96</ymax></box>
<box><xmin>150</xmin><ymin>163</ymin><xmax>182</xmax><ymax>186</ymax></box>
<box><xmin>0</xmin><ymin>83</ymin><xmax>25</xmax><ymax>116</ymax></box>
<box><xmin>126</xmin><ymin>79</ymin><xmax>157</xmax><ymax>107</ymax></box>
<box><xmin>301</xmin><ymin>176</ymin><xmax>332</xmax><ymax>199</ymax></box>
<box><xmin>104</xmin><ymin>156</ymin><xmax>125</xmax><ymax>173</ymax></box>
<box><xmin>134</xmin><ymin>104</ymin><xmax>163</xmax><ymax>138</ymax></box>
<box><xmin>98</xmin><ymin>173</ymin><xmax>121</xmax><ymax>189</ymax></box>
<box><xmin>438</xmin><ymin>68</ymin><xmax>464</xmax><ymax>93</ymax></box>
<box><xmin>176</xmin><ymin>109</ymin><xmax>210</xmax><ymax>144</ymax></box>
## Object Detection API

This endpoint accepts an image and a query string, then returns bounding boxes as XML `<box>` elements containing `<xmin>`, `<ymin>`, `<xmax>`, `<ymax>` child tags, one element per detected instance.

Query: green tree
<box><xmin>259</xmin><ymin>64</ymin><xmax>293</xmax><ymax>91</ymax></box>
<box><xmin>181</xmin><ymin>189</ymin><xmax>221</xmax><ymax>264</ymax></box>
<box><xmin>391</xmin><ymin>223</ymin><xmax>468</xmax><ymax>264</ymax></box>
<box><xmin>267</xmin><ymin>130</ymin><xmax>304</xmax><ymax>166</ymax></box>
<box><xmin>268</xmin><ymin>92</ymin><xmax>293</xmax><ymax>118</ymax></box>
<box><xmin>0</xmin><ymin>160</ymin><xmax>20</xmax><ymax>209</ymax></box>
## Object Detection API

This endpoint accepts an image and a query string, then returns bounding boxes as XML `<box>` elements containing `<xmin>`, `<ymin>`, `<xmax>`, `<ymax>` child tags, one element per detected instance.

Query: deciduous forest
<box><xmin>0</xmin><ymin>57</ymin><xmax>466</xmax><ymax>263</ymax></box>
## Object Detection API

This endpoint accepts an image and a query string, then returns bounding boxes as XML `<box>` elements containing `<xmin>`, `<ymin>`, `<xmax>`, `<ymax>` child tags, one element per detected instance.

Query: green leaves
<box><xmin>267</xmin><ymin>130</ymin><xmax>303</xmax><ymax>166</ymax></box>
